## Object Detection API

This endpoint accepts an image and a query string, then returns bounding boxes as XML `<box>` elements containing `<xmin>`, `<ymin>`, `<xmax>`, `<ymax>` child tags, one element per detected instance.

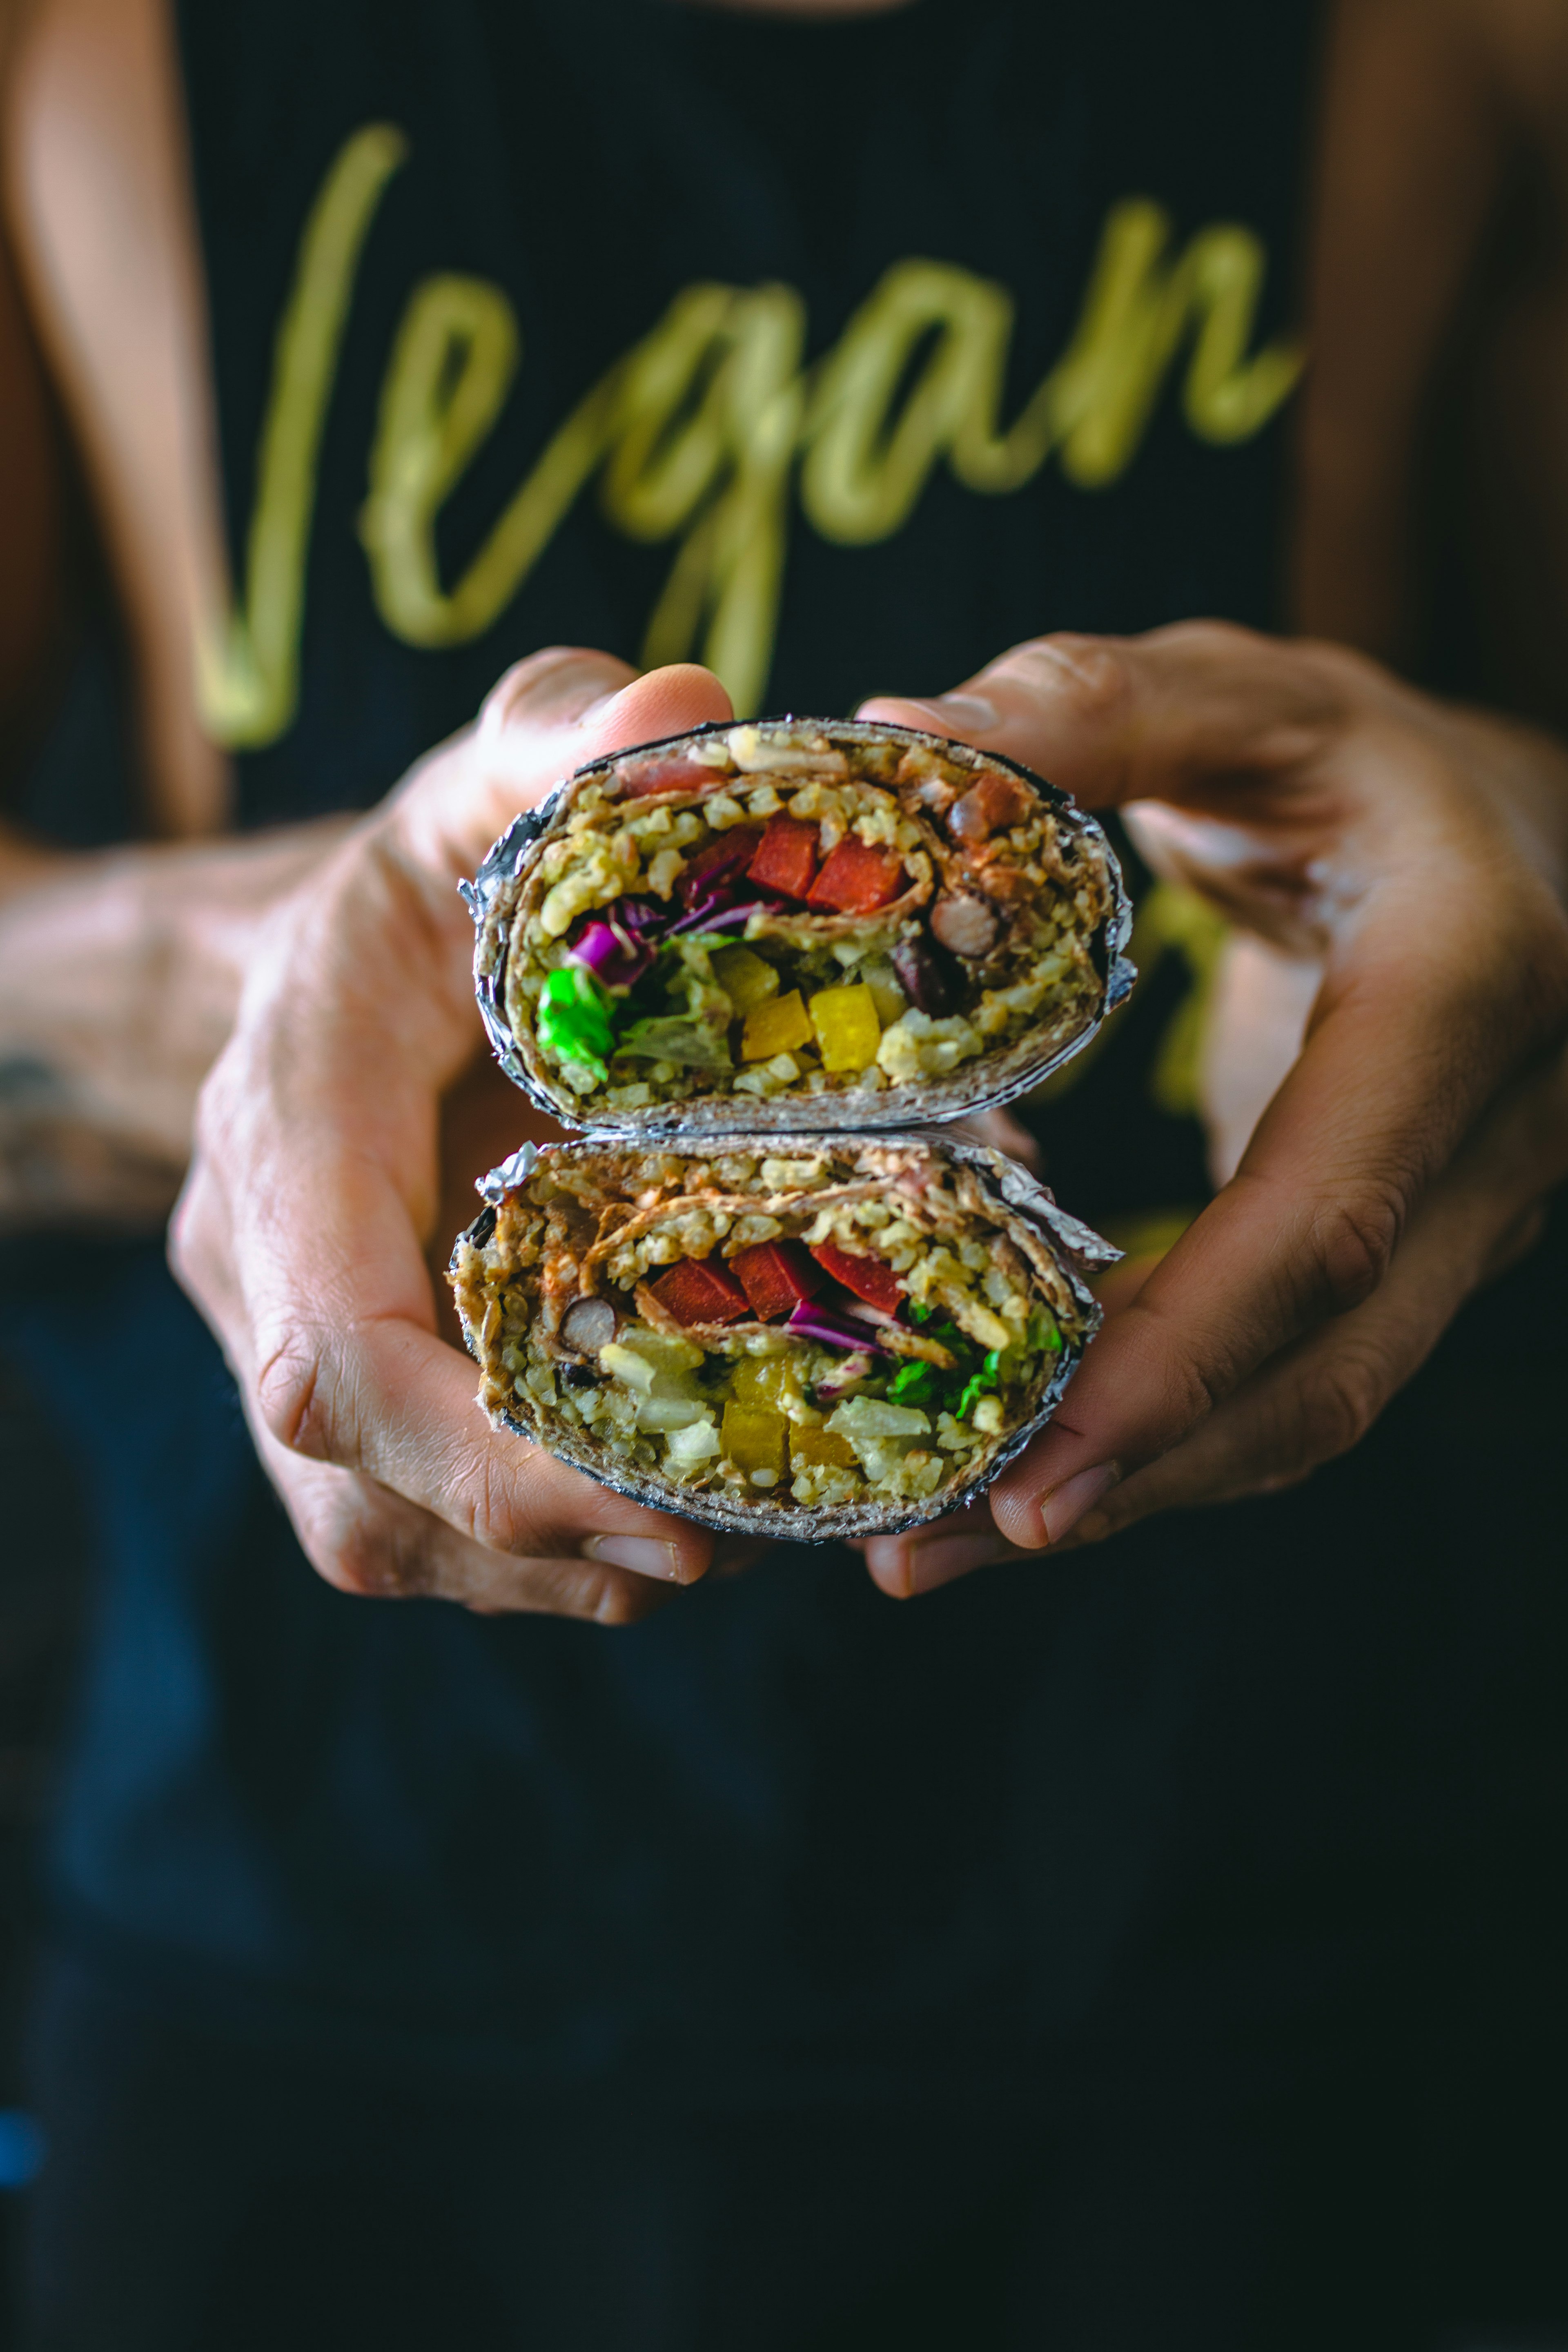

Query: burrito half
<box><xmin>467</xmin><ymin>719</ymin><xmax>1133</xmax><ymax>1137</ymax></box>
<box><xmin>449</xmin><ymin>1135</ymin><xmax>1116</xmax><ymax>1539</ymax></box>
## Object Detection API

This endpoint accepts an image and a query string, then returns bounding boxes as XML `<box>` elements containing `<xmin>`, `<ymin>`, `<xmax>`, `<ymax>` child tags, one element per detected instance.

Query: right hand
<box><xmin>170</xmin><ymin>650</ymin><xmax>748</xmax><ymax>1625</ymax></box>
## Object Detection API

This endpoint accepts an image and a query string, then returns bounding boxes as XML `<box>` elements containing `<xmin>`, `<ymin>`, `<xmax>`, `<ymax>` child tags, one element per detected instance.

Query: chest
<box><xmin>179</xmin><ymin>0</ymin><xmax>1318</xmax><ymax>821</ymax></box>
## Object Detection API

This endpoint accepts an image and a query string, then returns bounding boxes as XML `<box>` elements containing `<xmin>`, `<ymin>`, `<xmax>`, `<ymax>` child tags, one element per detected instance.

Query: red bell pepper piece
<box><xmin>619</xmin><ymin>753</ymin><xmax>724</xmax><ymax>800</ymax></box>
<box><xmin>806</xmin><ymin>1240</ymin><xmax>904</xmax><ymax>1316</ymax></box>
<box><xmin>730</xmin><ymin>1240</ymin><xmax>825</xmax><ymax>1323</ymax></box>
<box><xmin>648</xmin><ymin>1254</ymin><xmax>750</xmax><ymax>1327</ymax></box>
<box><xmin>806</xmin><ymin>837</ymin><xmax>906</xmax><ymax>915</ymax></box>
<box><xmin>747</xmin><ymin>814</ymin><xmax>820</xmax><ymax>901</ymax></box>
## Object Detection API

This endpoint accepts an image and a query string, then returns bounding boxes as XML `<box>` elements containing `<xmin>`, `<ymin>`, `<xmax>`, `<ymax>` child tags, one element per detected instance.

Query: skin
<box><xmin>5</xmin><ymin>0</ymin><xmax>1568</xmax><ymax>1614</ymax></box>
<box><xmin>857</xmin><ymin>631</ymin><xmax>1568</xmax><ymax>1590</ymax></box>
<box><xmin>0</xmin><ymin>0</ymin><xmax>342</xmax><ymax>1223</ymax></box>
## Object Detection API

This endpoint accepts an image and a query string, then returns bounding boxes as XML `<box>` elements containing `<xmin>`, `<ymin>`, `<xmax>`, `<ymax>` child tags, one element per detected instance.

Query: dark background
<box><xmin>0</xmin><ymin>1357</ymin><xmax>88</xmax><ymax>2343</ymax></box>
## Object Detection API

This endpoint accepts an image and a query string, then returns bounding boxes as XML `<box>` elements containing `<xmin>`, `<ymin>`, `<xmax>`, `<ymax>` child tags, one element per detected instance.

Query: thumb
<box><xmin>478</xmin><ymin>653</ymin><xmax>735</xmax><ymax>797</ymax></box>
<box><xmin>858</xmin><ymin>621</ymin><xmax>1343</xmax><ymax>810</ymax></box>
<box><xmin>400</xmin><ymin>651</ymin><xmax>735</xmax><ymax>876</ymax></box>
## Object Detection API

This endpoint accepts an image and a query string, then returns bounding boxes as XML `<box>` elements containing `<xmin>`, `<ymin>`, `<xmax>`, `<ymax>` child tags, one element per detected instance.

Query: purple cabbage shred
<box><xmin>567</xmin><ymin>903</ymin><xmax>657</xmax><ymax>991</ymax></box>
<box><xmin>786</xmin><ymin>1300</ymin><xmax>892</xmax><ymax>1355</ymax></box>
<box><xmin>665</xmin><ymin>898</ymin><xmax>778</xmax><ymax>940</ymax></box>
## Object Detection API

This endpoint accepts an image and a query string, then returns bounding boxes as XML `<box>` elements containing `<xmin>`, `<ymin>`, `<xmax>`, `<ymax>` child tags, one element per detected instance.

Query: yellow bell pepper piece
<box><xmin>741</xmin><ymin>988</ymin><xmax>814</xmax><ymax>1062</ymax></box>
<box><xmin>731</xmin><ymin>1355</ymin><xmax>791</xmax><ymax>1410</ymax></box>
<box><xmin>721</xmin><ymin>1403</ymin><xmax>790</xmax><ymax>1481</ymax></box>
<box><xmin>712</xmin><ymin>944</ymin><xmax>780</xmax><ymax>1018</ymax></box>
<box><xmin>808</xmin><ymin>983</ymin><xmax>881</xmax><ymax>1074</ymax></box>
<box><xmin>788</xmin><ymin>1423</ymin><xmax>857</xmax><ymax>1470</ymax></box>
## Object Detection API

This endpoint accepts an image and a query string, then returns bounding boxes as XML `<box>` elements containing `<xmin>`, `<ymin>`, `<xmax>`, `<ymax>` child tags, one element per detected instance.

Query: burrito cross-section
<box><xmin>468</xmin><ymin>718</ymin><xmax>1133</xmax><ymax>1136</ymax></box>
<box><xmin>449</xmin><ymin>1136</ymin><xmax>1116</xmax><ymax>1539</ymax></box>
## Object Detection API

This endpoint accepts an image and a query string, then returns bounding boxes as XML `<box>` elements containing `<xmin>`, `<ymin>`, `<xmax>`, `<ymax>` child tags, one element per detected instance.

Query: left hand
<box><xmin>171</xmin><ymin>650</ymin><xmax>754</xmax><ymax>1622</ymax></box>
<box><xmin>852</xmin><ymin>622</ymin><xmax>1568</xmax><ymax>1597</ymax></box>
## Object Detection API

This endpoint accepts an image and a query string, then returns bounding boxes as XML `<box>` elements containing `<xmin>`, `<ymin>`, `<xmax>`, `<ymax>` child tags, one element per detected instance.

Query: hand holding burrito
<box><xmin>856</xmin><ymin>623</ymin><xmax>1568</xmax><ymax>1591</ymax></box>
<box><xmin>170</xmin><ymin>621</ymin><xmax>1568</xmax><ymax>1607</ymax></box>
<box><xmin>172</xmin><ymin>651</ymin><xmax>752</xmax><ymax>1618</ymax></box>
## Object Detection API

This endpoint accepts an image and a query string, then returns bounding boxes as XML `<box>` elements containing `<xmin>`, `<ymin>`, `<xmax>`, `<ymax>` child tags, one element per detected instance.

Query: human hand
<box><xmin>853</xmin><ymin>622</ymin><xmax>1568</xmax><ymax>1595</ymax></box>
<box><xmin>171</xmin><ymin>650</ymin><xmax>753</xmax><ymax>1624</ymax></box>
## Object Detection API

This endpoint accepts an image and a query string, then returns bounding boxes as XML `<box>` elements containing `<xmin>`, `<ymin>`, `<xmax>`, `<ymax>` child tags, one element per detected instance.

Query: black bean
<box><xmin>892</xmin><ymin>938</ymin><xmax>951</xmax><ymax>1014</ymax></box>
<box><xmin>560</xmin><ymin>1295</ymin><xmax>617</xmax><ymax>1350</ymax></box>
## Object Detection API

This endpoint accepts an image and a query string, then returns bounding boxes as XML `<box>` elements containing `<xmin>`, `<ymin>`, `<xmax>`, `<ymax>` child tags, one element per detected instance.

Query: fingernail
<box><xmin>492</xmin><ymin>653</ymin><xmax>625</xmax><ymax>728</ymax></box>
<box><xmin>902</xmin><ymin>1532</ymin><xmax>1013</xmax><ymax>1592</ymax></box>
<box><xmin>929</xmin><ymin>691</ymin><xmax>998</xmax><ymax>729</ymax></box>
<box><xmin>862</xmin><ymin>691</ymin><xmax>998</xmax><ymax>733</ymax></box>
<box><xmin>1040</xmin><ymin>1463</ymin><xmax>1120</xmax><ymax>1546</ymax></box>
<box><xmin>581</xmin><ymin>1534</ymin><xmax>688</xmax><ymax>1582</ymax></box>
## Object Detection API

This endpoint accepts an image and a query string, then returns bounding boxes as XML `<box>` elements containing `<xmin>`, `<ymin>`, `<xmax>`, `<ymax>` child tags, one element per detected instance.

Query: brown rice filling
<box><xmin>450</xmin><ymin>1142</ymin><xmax>1092</xmax><ymax>1516</ymax></box>
<box><xmin>483</xmin><ymin>722</ymin><xmax>1114</xmax><ymax>1115</ymax></box>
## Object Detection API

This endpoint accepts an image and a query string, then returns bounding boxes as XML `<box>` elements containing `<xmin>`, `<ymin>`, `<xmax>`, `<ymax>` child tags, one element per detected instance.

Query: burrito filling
<box><xmin>494</xmin><ymin>724</ymin><xmax>1114</xmax><ymax>1111</ymax></box>
<box><xmin>451</xmin><ymin>1144</ymin><xmax>1093</xmax><ymax>1513</ymax></box>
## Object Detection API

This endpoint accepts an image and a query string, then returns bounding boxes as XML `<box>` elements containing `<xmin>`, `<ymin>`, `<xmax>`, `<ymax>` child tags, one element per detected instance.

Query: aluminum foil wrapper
<box><xmin>463</xmin><ymin>717</ymin><xmax>1134</xmax><ymax>1140</ymax></box>
<box><xmin>450</xmin><ymin>1132</ymin><xmax>1119</xmax><ymax>1541</ymax></box>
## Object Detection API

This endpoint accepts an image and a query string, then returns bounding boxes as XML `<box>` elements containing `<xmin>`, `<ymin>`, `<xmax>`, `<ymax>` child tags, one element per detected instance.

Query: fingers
<box><xmin>181</xmin><ymin>977</ymin><xmax>717</xmax><ymax>1581</ymax></box>
<box><xmin>860</xmin><ymin>1500</ymin><xmax>1038</xmax><ymax>1601</ymax></box>
<box><xmin>251</xmin><ymin>1299</ymin><xmax>713</xmax><ymax>1578</ymax></box>
<box><xmin>985</xmin><ymin>820</ymin><xmax>1568</xmax><ymax>1544</ymax></box>
<box><xmin>854</xmin><ymin>622</ymin><xmax>1568</xmax><ymax>1586</ymax></box>
<box><xmin>252</xmin><ymin>1421</ymin><xmax>685</xmax><ymax>1624</ymax></box>
<box><xmin>858</xmin><ymin>621</ymin><xmax>1352</xmax><ymax>810</ymax></box>
<box><xmin>864</xmin><ymin>1042</ymin><xmax>1568</xmax><ymax>1597</ymax></box>
<box><xmin>170</xmin><ymin>646</ymin><xmax>742</xmax><ymax>1617</ymax></box>
<box><xmin>998</xmin><ymin>1036</ymin><xmax>1568</xmax><ymax>1550</ymax></box>
<box><xmin>189</xmin><ymin>1098</ymin><xmax>716</xmax><ymax>1578</ymax></box>
<box><xmin>1059</xmin><ymin>1071</ymin><xmax>1568</xmax><ymax>1545</ymax></box>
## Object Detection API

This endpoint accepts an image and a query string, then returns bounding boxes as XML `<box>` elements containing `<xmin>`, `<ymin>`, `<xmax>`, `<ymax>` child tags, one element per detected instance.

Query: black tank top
<box><xmin>36</xmin><ymin>0</ymin><xmax>1559</xmax><ymax>2087</ymax></box>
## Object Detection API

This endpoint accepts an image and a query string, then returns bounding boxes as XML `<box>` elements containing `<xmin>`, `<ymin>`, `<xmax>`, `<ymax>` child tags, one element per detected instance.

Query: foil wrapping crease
<box><xmin>453</xmin><ymin>1134</ymin><xmax>1120</xmax><ymax>1542</ymax></box>
<box><xmin>463</xmin><ymin>717</ymin><xmax>1135</xmax><ymax>1140</ymax></box>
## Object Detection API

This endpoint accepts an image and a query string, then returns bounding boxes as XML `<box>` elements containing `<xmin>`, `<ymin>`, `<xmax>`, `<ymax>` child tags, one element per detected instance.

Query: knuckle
<box><xmin>591</xmin><ymin>1573</ymin><xmax>668</xmax><ymax>1628</ymax></box>
<box><xmin>165</xmin><ymin>1187</ymin><xmax>204</xmax><ymax>1298</ymax></box>
<box><xmin>477</xmin><ymin>648</ymin><xmax>615</xmax><ymax>743</ymax></box>
<box><xmin>1292</xmin><ymin>635</ymin><xmax>1385</xmax><ymax>700</ymax></box>
<box><xmin>1309</xmin><ymin>1183</ymin><xmax>1404</xmax><ymax>1313</ymax></box>
<box><xmin>1154</xmin><ymin>1330</ymin><xmax>1232</xmax><ymax>1442</ymax></box>
<box><xmin>318</xmin><ymin>1515</ymin><xmax>431</xmax><ymax>1601</ymax></box>
<box><xmin>299</xmin><ymin>1477</ymin><xmax>437</xmax><ymax>1601</ymax></box>
<box><xmin>1163</xmin><ymin>617</ymin><xmax>1259</xmax><ymax>661</ymax></box>
<box><xmin>459</xmin><ymin>1444</ymin><xmax>539</xmax><ymax>1556</ymax></box>
<box><xmin>254</xmin><ymin>1332</ymin><xmax>337</xmax><ymax>1461</ymax></box>
<box><xmin>1023</xmin><ymin>635</ymin><xmax>1131</xmax><ymax>727</ymax></box>
<box><xmin>1290</xmin><ymin>1345</ymin><xmax>1389</xmax><ymax>1472</ymax></box>
<box><xmin>590</xmin><ymin>1577</ymin><xmax>641</xmax><ymax>1627</ymax></box>
<box><xmin>477</xmin><ymin>648</ymin><xmax>572</xmax><ymax>730</ymax></box>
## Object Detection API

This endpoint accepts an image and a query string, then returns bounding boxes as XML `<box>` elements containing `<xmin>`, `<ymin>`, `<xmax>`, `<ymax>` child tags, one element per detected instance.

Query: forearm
<box><xmin>0</xmin><ymin>814</ymin><xmax>350</xmax><ymax>1228</ymax></box>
